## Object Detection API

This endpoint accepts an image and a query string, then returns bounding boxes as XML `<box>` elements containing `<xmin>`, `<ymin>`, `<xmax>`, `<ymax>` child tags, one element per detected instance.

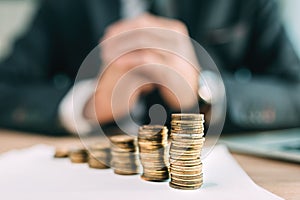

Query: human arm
<box><xmin>85</xmin><ymin>13</ymin><xmax>200</xmax><ymax>125</ymax></box>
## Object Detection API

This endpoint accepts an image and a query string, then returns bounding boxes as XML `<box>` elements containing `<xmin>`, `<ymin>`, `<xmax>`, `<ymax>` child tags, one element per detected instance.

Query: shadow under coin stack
<box><xmin>169</xmin><ymin>113</ymin><xmax>205</xmax><ymax>190</ymax></box>
<box><xmin>138</xmin><ymin>125</ymin><xmax>169</xmax><ymax>182</ymax></box>
<box><xmin>88</xmin><ymin>142</ymin><xmax>111</xmax><ymax>169</ymax></box>
<box><xmin>110</xmin><ymin>135</ymin><xmax>140</xmax><ymax>175</ymax></box>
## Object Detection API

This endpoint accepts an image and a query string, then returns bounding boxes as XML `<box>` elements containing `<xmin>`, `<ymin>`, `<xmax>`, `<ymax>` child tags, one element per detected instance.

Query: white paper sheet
<box><xmin>0</xmin><ymin>145</ymin><xmax>282</xmax><ymax>200</ymax></box>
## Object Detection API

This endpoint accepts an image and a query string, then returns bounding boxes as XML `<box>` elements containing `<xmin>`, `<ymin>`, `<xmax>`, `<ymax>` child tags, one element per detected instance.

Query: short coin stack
<box><xmin>54</xmin><ymin>147</ymin><xmax>69</xmax><ymax>158</ymax></box>
<box><xmin>138</xmin><ymin>125</ymin><xmax>169</xmax><ymax>182</ymax></box>
<box><xmin>110</xmin><ymin>135</ymin><xmax>140</xmax><ymax>175</ymax></box>
<box><xmin>88</xmin><ymin>142</ymin><xmax>111</xmax><ymax>169</ymax></box>
<box><xmin>69</xmin><ymin>147</ymin><xmax>88</xmax><ymax>163</ymax></box>
<box><xmin>169</xmin><ymin>113</ymin><xmax>205</xmax><ymax>190</ymax></box>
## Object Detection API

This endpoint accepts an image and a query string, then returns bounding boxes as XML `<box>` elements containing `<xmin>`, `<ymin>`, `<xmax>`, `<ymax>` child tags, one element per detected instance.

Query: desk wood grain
<box><xmin>0</xmin><ymin>129</ymin><xmax>299</xmax><ymax>199</ymax></box>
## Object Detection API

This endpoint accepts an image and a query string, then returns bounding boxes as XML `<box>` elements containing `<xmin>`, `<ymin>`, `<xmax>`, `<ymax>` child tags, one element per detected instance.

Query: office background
<box><xmin>0</xmin><ymin>0</ymin><xmax>300</xmax><ymax>61</ymax></box>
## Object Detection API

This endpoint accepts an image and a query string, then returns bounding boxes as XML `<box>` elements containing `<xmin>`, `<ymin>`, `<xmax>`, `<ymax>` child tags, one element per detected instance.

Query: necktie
<box><xmin>120</xmin><ymin>0</ymin><xmax>151</xmax><ymax>19</ymax></box>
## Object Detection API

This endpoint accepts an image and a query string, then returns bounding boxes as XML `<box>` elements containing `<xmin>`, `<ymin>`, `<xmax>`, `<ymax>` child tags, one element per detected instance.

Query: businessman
<box><xmin>0</xmin><ymin>0</ymin><xmax>299</xmax><ymax>135</ymax></box>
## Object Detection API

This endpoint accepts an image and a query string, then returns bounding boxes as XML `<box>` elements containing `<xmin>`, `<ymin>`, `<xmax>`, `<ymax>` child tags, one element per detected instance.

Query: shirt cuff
<box><xmin>58</xmin><ymin>79</ymin><xmax>97</xmax><ymax>136</ymax></box>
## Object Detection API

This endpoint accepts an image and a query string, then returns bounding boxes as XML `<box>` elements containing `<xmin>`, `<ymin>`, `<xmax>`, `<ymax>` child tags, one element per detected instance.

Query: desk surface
<box><xmin>1</xmin><ymin>129</ymin><xmax>299</xmax><ymax>200</ymax></box>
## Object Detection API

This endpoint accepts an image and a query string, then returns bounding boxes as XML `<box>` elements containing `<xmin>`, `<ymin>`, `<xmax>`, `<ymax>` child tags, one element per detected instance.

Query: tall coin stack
<box><xmin>88</xmin><ymin>142</ymin><xmax>111</xmax><ymax>169</ymax></box>
<box><xmin>110</xmin><ymin>135</ymin><xmax>140</xmax><ymax>175</ymax></box>
<box><xmin>169</xmin><ymin>113</ymin><xmax>205</xmax><ymax>190</ymax></box>
<box><xmin>138</xmin><ymin>125</ymin><xmax>169</xmax><ymax>182</ymax></box>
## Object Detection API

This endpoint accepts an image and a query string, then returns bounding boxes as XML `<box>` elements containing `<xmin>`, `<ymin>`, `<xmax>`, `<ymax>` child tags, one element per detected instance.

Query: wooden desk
<box><xmin>1</xmin><ymin>129</ymin><xmax>299</xmax><ymax>199</ymax></box>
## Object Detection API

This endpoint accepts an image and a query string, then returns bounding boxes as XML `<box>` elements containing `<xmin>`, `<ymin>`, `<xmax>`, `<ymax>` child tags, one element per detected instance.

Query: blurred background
<box><xmin>0</xmin><ymin>0</ymin><xmax>300</xmax><ymax>61</ymax></box>
<box><xmin>0</xmin><ymin>0</ymin><xmax>37</xmax><ymax>61</ymax></box>
<box><xmin>0</xmin><ymin>0</ymin><xmax>300</xmax><ymax>62</ymax></box>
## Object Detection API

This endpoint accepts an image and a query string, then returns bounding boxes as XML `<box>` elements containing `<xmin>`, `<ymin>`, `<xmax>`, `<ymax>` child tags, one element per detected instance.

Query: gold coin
<box><xmin>141</xmin><ymin>174</ymin><xmax>169</xmax><ymax>182</ymax></box>
<box><xmin>69</xmin><ymin>155</ymin><xmax>87</xmax><ymax>163</ymax></box>
<box><xmin>170</xmin><ymin>147</ymin><xmax>200</xmax><ymax>154</ymax></box>
<box><xmin>170</xmin><ymin>168</ymin><xmax>202</xmax><ymax>176</ymax></box>
<box><xmin>169</xmin><ymin>153</ymin><xmax>200</xmax><ymax>159</ymax></box>
<box><xmin>114</xmin><ymin>169</ymin><xmax>140</xmax><ymax>175</ymax></box>
<box><xmin>110</xmin><ymin>135</ymin><xmax>136</xmax><ymax>142</ymax></box>
<box><xmin>171</xmin><ymin>179</ymin><xmax>203</xmax><ymax>186</ymax></box>
<box><xmin>170</xmin><ymin>144</ymin><xmax>203</xmax><ymax>151</ymax></box>
<box><xmin>88</xmin><ymin>157</ymin><xmax>110</xmax><ymax>169</ymax></box>
<box><xmin>170</xmin><ymin>163</ymin><xmax>202</xmax><ymax>170</ymax></box>
<box><xmin>110</xmin><ymin>135</ymin><xmax>136</xmax><ymax>144</ymax></box>
<box><xmin>171</xmin><ymin>138</ymin><xmax>205</xmax><ymax>144</ymax></box>
<box><xmin>89</xmin><ymin>142</ymin><xmax>110</xmax><ymax>151</ymax></box>
<box><xmin>169</xmin><ymin>182</ymin><xmax>202</xmax><ymax>190</ymax></box>
<box><xmin>139</xmin><ymin>124</ymin><xmax>167</xmax><ymax>129</ymax></box>
<box><xmin>171</xmin><ymin>124</ymin><xmax>204</xmax><ymax>129</ymax></box>
<box><xmin>171</xmin><ymin>133</ymin><xmax>205</xmax><ymax>138</ymax></box>
<box><xmin>171</xmin><ymin>173</ymin><xmax>203</xmax><ymax>180</ymax></box>
<box><xmin>169</xmin><ymin>158</ymin><xmax>201</xmax><ymax>166</ymax></box>
<box><xmin>111</xmin><ymin>146</ymin><xmax>137</xmax><ymax>153</ymax></box>
<box><xmin>171</xmin><ymin>113</ymin><xmax>204</xmax><ymax>121</ymax></box>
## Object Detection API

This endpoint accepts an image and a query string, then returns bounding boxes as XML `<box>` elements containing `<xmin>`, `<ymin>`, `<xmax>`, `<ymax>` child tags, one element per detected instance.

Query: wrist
<box><xmin>59</xmin><ymin>79</ymin><xmax>97</xmax><ymax>135</ymax></box>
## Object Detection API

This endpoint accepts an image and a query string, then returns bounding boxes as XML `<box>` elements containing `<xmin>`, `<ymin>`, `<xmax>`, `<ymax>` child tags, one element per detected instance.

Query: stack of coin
<box><xmin>138</xmin><ymin>125</ymin><xmax>169</xmax><ymax>182</ymax></box>
<box><xmin>88</xmin><ymin>142</ymin><xmax>111</xmax><ymax>169</ymax></box>
<box><xmin>54</xmin><ymin>147</ymin><xmax>69</xmax><ymax>158</ymax></box>
<box><xmin>69</xmin><ymin>147</ymin><xmax>88</xmax><ymax>163</ymax></box>
<box><xmin>169</xmin><ymin>113</ymin><xmax>205</xmax><ymax>190</ymax></box>
<box><xmin>110</xmin><ymin>135</ymin><xmax>140</xmax><ymax>175</ymax></box>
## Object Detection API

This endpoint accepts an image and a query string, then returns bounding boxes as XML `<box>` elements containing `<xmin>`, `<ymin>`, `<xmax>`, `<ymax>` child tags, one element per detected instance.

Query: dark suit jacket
<box><xmin>0</xmin><ymin>0</ymin><xmax>299</xmax><ymax>135</ymax></box>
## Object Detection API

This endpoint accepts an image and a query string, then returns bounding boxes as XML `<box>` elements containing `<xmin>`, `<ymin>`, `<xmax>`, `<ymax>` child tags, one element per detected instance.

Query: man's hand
<box><xmin>91</xmin><ymin>13</ymin><xmax>200</xmax><ymax>123</ymax></box>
